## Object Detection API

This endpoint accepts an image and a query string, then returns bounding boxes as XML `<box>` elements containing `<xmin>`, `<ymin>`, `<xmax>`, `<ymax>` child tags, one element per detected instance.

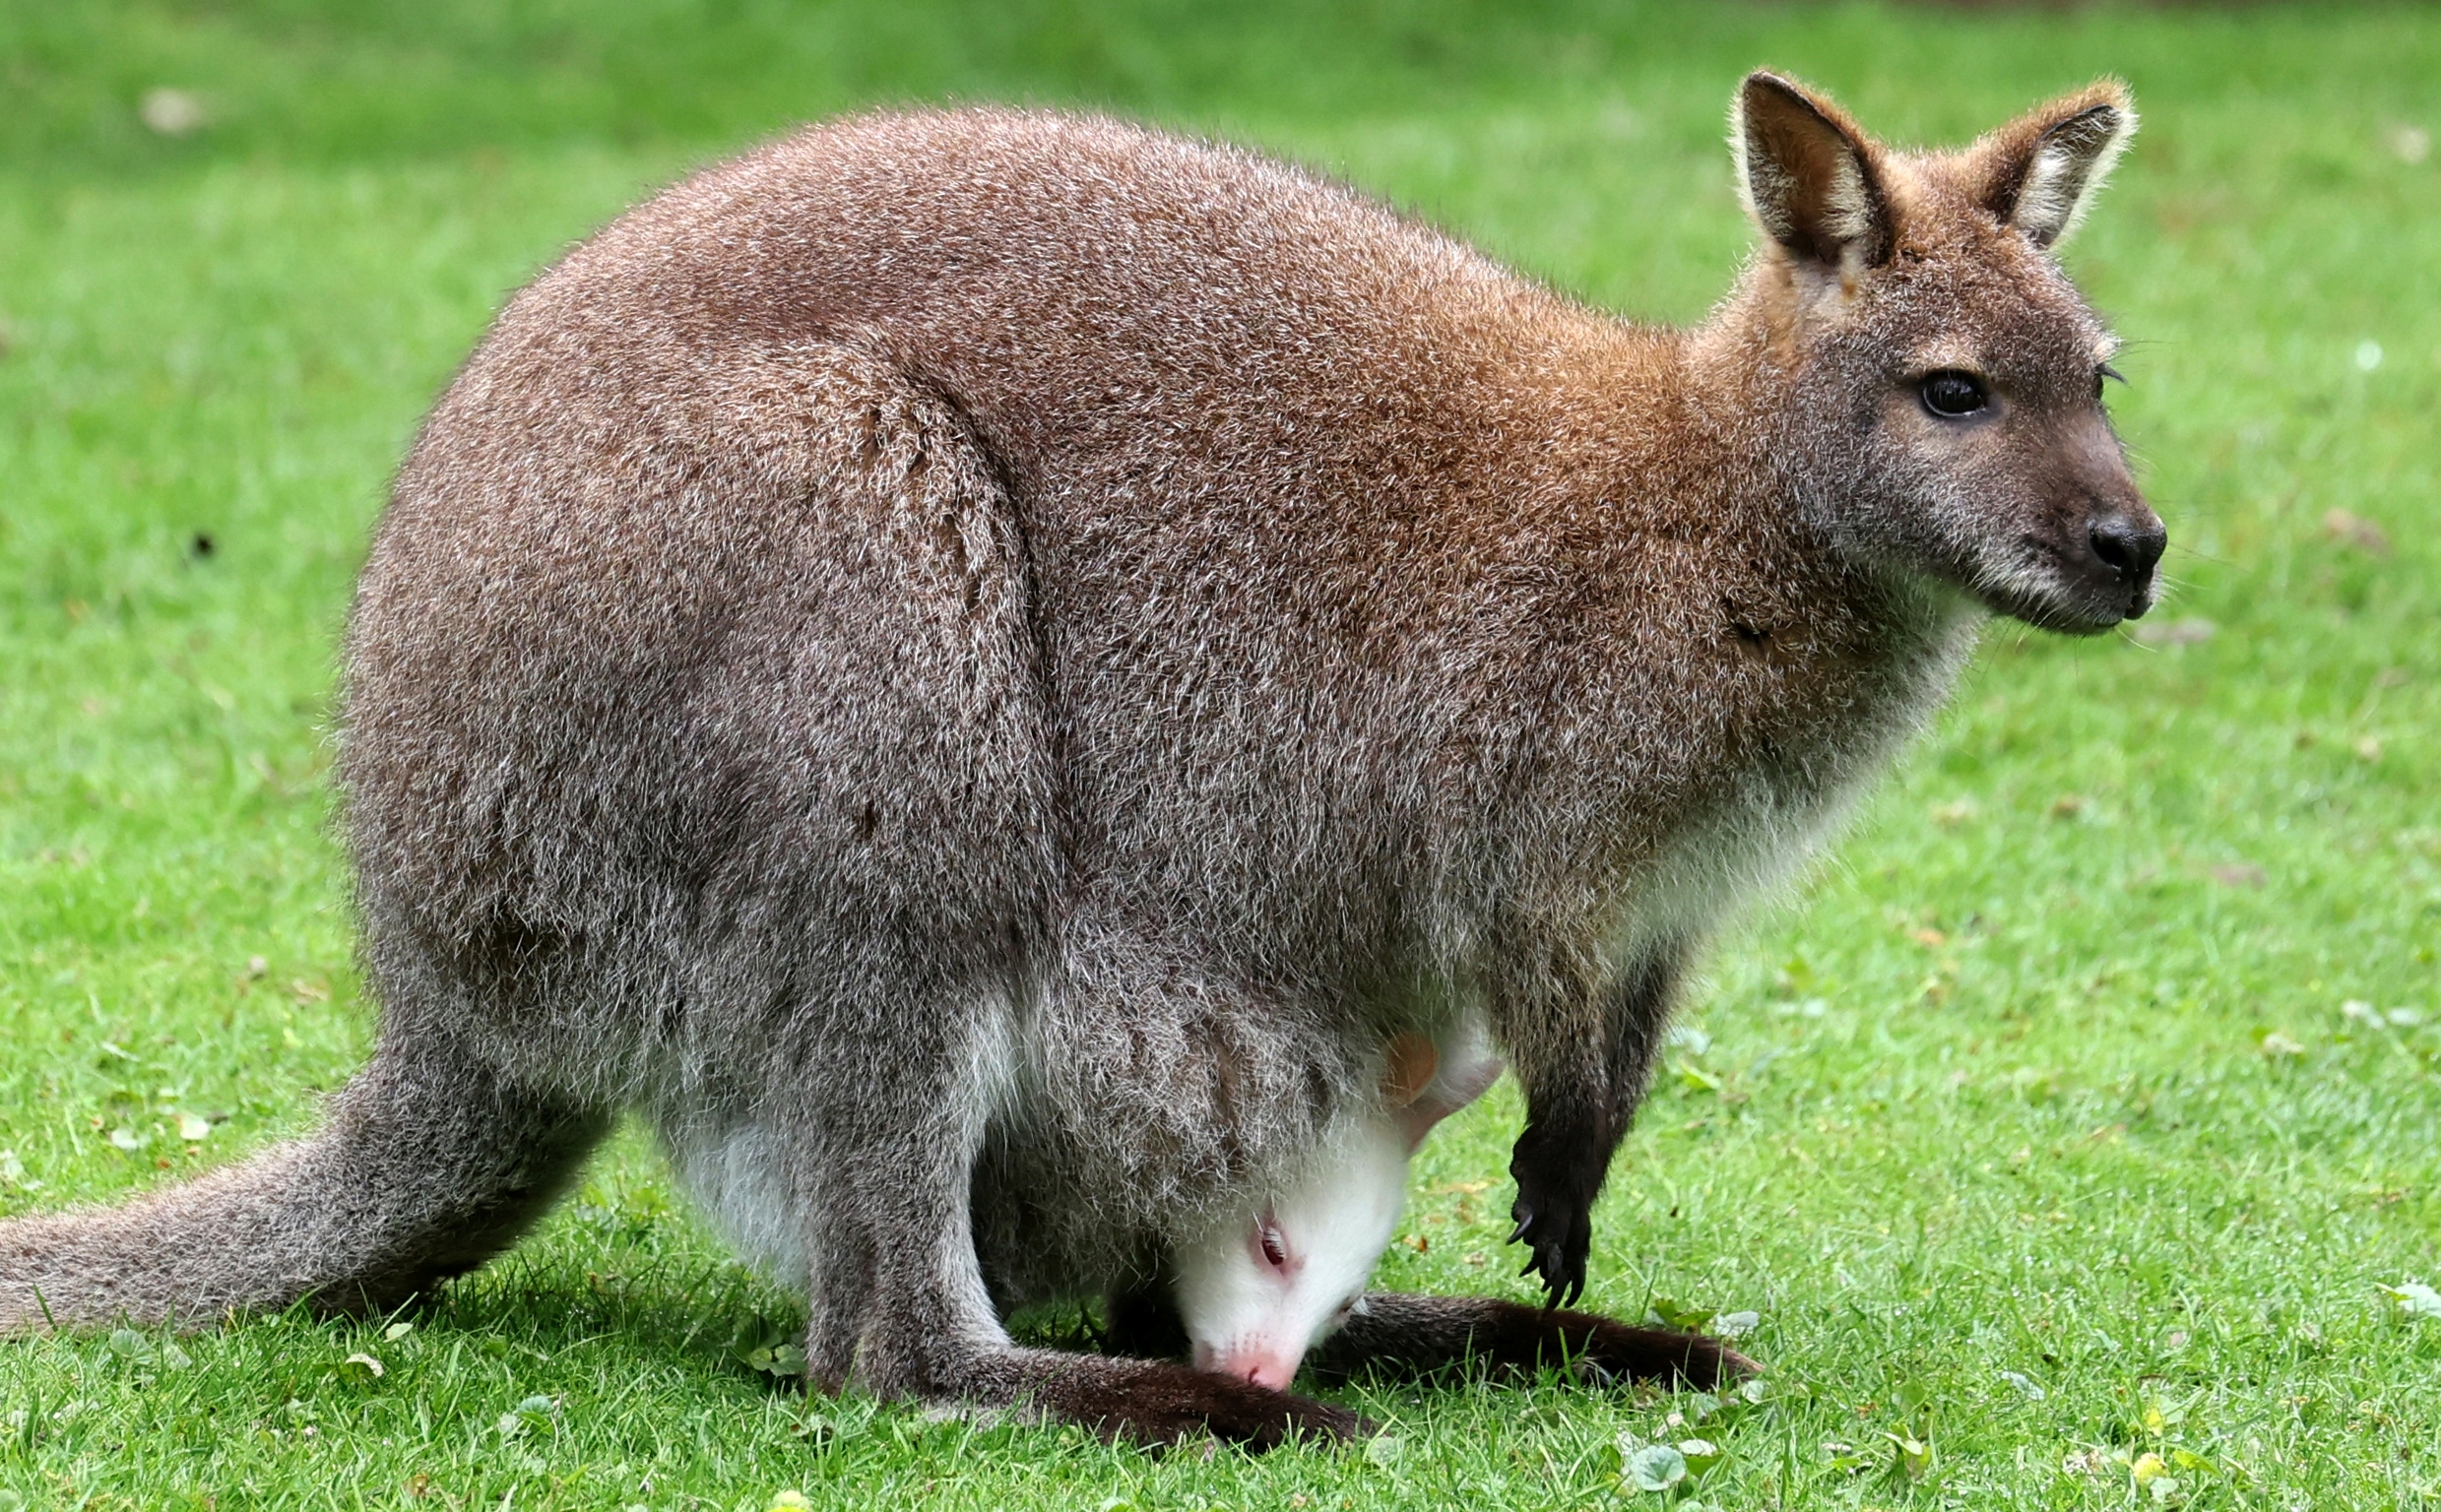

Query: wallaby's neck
<box><xmin>1499</xmin><ymin>292</ymin><xmax>1983</xmax><ymax>793</ymax></box>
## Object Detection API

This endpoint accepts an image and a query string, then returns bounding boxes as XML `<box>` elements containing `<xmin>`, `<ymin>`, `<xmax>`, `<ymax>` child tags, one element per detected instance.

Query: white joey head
<box><xmin>1169</xmin><ymin>1026</ymin><xmax>1505</xmax><ymax>1391</ymax></box>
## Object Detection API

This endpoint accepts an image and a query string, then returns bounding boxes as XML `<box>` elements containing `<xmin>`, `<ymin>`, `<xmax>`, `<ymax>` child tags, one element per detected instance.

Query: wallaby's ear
<box><xmin>1733</xmin><ymin>71</ymin><xmax>1894</xmax><ymax>271</ymax></box>
<box><xmin>1974</xmin><ymin>82</ymin><xmax>2137</xmax><ymax>248</ymax></box>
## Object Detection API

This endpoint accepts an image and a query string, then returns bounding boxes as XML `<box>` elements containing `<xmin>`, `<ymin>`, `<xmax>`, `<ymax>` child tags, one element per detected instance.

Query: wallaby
<box><xmin>1164</xmin><ymin>1028</ymin><xmax>1504</xmax><ymax>1391</ymax></box>
<box><xmin>1</xmin><ymin>73</ymin><xmax>2158</xmax><ymax>1447</ymax></box>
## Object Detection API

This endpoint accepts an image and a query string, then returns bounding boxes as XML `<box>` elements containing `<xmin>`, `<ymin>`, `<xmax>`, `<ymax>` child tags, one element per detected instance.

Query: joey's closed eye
<box><xmin>1918</xmin><ymin>370</ymin><xmax>1990</xmax><ymax>419</ymax></box>
<box><xmin>2095</xmin><ymin>362</ymin><xmax>2126</xmax><ymax>403</ymax></box>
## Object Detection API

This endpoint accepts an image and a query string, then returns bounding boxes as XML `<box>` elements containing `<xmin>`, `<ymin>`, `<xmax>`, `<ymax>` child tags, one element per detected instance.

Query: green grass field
<box><xmin>2</xmin><ymin>2</ymin><xmax>2437</xmax><ymax>1506</ymax></box>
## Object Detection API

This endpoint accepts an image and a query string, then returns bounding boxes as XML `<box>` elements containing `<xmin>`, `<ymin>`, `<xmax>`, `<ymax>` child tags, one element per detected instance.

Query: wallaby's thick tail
<box><xmin>0</xmin><ymin>1034</ymin><xmax>608</xmax><ymax>1331</ymax></box>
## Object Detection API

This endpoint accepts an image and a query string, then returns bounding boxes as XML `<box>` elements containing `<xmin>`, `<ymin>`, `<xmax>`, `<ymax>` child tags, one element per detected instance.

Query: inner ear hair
<box><xmin>1977</xmin><ymin>83</ymin><xmax>2138</xmax><ymax>248</ymax></box>
<box><xmin>1733</xmin><ymin>70</ymin><xmax>1894</xmax><ymax>270</ymax></box>
<box><xmin>1381</xmin><ymin>1032</ymin><xmax>1440</xmax><ymax>1106</ymax></box>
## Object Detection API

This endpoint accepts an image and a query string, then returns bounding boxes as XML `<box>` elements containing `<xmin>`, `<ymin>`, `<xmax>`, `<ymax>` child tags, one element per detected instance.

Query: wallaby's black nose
<box><xmin>2088</xmin><ymin>512</ymin><xmax>2165</xmax><ymax>598</ymax></box>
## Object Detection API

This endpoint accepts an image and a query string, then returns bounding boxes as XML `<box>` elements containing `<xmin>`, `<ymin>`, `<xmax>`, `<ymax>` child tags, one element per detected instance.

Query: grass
<box><xmin>2</xmin><ymin>0</ymin><xmax>2438</xmax><ymax>1506</ymax></box>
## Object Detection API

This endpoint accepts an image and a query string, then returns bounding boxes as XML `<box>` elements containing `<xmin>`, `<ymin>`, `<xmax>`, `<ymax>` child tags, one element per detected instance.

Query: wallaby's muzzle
<box><xmin>2023</xmin><ymin>414</ymin><xmax>2164</xmax><ymax>630</ymax></box>
<box><xmin>1989</xmin><ymin>486</ymin><xmax>2163</xmax><ymax>635</ymax></box>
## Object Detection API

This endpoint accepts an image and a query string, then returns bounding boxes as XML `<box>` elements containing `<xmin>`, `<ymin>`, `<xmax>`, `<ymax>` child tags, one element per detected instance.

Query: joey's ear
<box><xmin>1392</xmin><ymin>1054</ymin><xmax>1505</xmax><ymax>1154</ymax></box>
<box><xmin>1974</xmin><ymin>82</ymin><xmax>2137</xmax><ymax>248</ymax></box>
<box><xmin>1381</xmin><ymin>1033</ymin><xmax>1440</xmax><ymax>1106</ymax></box>
<box><xmin>1733</xmin><ymin>70</ymin><xmax>1895</xmax><ymax>270</ymax></box>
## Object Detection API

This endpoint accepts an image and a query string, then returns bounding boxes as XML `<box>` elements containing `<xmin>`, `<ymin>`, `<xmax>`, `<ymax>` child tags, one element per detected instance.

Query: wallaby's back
<box><xmin>351</xmin><ymin>109</ymin><xmax>1874</xmax><ymax>1088</ymax></box>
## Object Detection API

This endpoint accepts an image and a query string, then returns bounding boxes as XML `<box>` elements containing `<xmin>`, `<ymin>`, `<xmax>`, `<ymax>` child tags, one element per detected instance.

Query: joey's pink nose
<box><xmin>1209</xmin><ymin>1350</ymin><xmax>1301</xmax><ymax>1392</ymax></box>
<box><xmin>1241</xmin><ymin>1357</ymin><xmax>1299</xmax><ymax>1391</ymax></box>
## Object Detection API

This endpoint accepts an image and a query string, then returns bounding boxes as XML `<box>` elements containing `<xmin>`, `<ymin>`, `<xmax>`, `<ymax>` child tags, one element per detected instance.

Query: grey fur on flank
<box><xmin>1</xmin><ymin>73</ymin><xmax>2158</xmax><ymax>1447</ymax></box>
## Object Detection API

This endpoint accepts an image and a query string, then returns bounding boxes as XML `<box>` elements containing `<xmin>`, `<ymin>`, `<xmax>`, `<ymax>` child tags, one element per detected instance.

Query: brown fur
<box><xmin>2</xmin><ymin>75</ymin><xmax>2156</xmax><ymax>1446</ymax></box>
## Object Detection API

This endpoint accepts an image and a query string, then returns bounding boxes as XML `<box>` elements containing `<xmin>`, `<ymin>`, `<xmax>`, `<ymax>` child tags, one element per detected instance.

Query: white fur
<box><xmin>668</xmin><ymin>1118</ymin><xmax>803</xmax><ymax>1277</ymax></box>
<box><xmin>1169</xmin><ymin>1110</ymin><xmax>1409</xmax><ymax>1390</ymax></box>
<box><xmin>668</xmin><ymin>991</ymin><xmax>1025</xmax><ymax>1301</ymax></box>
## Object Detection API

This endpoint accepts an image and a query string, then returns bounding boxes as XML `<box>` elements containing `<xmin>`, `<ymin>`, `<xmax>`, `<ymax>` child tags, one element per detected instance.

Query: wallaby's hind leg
<box><xmin>827</xmin><ymin>1232</ymin><xmax>1371</xmax><ymax>1447</ymax></box>
<box><xmin>0</xmin><ymin>1028</ymin><xmax>608</xmax><ymax>1331</ymax></box>
<box><xmin>757</xmin><ymin>1002</ymin><xmax>1365</xmax><ymax>1449</ymax></box>
<box><xmin>1310</xmin><ymin>1293</ymin><xmax>1752</xmax><ymax>1390</ymax></box>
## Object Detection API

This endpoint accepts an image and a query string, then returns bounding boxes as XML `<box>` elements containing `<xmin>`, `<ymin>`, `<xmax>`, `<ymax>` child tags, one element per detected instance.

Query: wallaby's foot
<box><xmin>1312</xmin><ymin>1293</ymin><xmax>1755</xmax><ymax>1391</ymax></box>
<box><xmin>876</xmin><ymin>1348</ymin><xmax>1369</xmax><ymax>1449</ymax></box>
<box><xmin>1048</xmin><ymin>1357</ymin><xmax>1371</xmax><ymax>1448</ymax></box>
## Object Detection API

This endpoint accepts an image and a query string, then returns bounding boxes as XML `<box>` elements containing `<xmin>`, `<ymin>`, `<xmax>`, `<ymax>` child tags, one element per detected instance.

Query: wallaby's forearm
<box><xmin>1506</xmin><ymin>943</ymin><xmax>1686</xmax><ymax>1304</ymax></box>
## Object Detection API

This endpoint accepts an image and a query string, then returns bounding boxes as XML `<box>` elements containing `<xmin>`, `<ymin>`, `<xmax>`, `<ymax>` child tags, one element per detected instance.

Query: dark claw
<box><xmin>1531</xmin><ymin>1233</ymin><xmax>1584</xmax><ymax>1308</ymax></box>
<box><xmin>1544</xmin><ymin>1248</ymin><xmax>1581</xmax><ymax>1308</ymax></box>
<box><xmin>1509</xmin><ymin>1206</ymin><xmax>1585</xmax><ymax>1307</ymax></box>
<box><xmin>1508</xmin><ymin>1117</ymin><xmax>1605</xmax><ymax>1312</ymax></box>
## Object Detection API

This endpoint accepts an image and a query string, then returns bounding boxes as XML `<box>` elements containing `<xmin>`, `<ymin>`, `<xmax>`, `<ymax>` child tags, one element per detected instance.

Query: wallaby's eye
<box><xmin>1257</xmin><ymin>1221</ymin><xmax>1288</xmax><ymax>1270</ymax></box>
<box><xmin>2095</xmin><ymin>362</ymin><xmax>2125</xmax><ymax>403</ymax></box>
<box><xmin>1918</xmin><ymin>370</ymin><xmax>1990</xmax><ymax>419</ymax></box>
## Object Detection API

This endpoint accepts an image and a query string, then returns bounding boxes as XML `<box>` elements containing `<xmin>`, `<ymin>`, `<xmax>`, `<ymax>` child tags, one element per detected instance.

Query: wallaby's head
<box><xmin>1719</xmin><ymin>71</ymin><xmax>2162</xmax><ymax>633</ymax></box>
